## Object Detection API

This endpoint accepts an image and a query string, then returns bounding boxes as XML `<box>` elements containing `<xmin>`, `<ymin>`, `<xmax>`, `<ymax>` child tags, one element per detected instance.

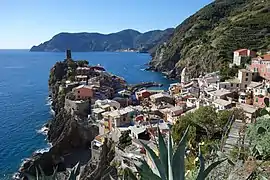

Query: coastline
<box><xmin>14</xmin><ymin>51</ymin><xmax>167</xmax><ymax>179</ymax></box>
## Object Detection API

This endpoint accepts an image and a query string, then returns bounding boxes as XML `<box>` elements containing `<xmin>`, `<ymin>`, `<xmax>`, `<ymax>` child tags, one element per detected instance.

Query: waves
<box><xmin>36</xmin><ymin>126</ymin><xmax>49</xmax><ymax>136</ymax></box>
<box><xmin>34</xmin><ymin>147</ymin><xmax>50</xmax><ymax>154</ymax></box>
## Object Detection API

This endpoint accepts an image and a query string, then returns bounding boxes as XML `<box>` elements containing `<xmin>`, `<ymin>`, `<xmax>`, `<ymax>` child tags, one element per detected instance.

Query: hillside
<box><xmin>30</xmin><ymin>28</ymin><xmax>174</xmax><ymax>52</ymax></box>
<box><xmin>149</xmin><ymin>0</ymin><xmax>270</xmax><ymax>78</ymax></box>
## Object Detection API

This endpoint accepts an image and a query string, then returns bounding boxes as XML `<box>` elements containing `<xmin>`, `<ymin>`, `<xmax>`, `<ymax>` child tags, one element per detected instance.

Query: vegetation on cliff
<box><xmin>30</xmin><ymin>28</ymin><xmax>174</xmax><ymax>52</ymax></box>
<box><xmin>150</xmin><ymin>0</ymin><xmax>270</xmax><ymax>78</ymax></box>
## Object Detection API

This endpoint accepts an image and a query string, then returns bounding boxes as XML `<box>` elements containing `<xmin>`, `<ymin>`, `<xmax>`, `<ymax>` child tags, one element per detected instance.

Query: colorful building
<box><xmin>233</xmin><ymin>49</ymin><xmax>256</xmax><ymax>66</ymax></box>
<box><xmin>73</xmin><ymin>85</ymin><xmax>94</xmax><ymax>100</ymax></box>
<box><xmin>249</xmin><ymin>54</ymin><xmax>270</xmax><ymax>80</ymax></box>
<box><xmin>135</xmin><ymin>89</ymin><xmax>151</xmax><ymax>101</ymax></box>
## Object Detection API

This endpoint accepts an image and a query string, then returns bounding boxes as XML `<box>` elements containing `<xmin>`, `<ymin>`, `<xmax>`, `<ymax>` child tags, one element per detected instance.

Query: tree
<box><xmin>247</xmin><ymin>114</ymin><xmax>270</xmax><ymax>160</ymax></box>
<box><xmin>77</xmin><ymin>60</ymin><xmax>89</xmax><ymax>67</ymax></box>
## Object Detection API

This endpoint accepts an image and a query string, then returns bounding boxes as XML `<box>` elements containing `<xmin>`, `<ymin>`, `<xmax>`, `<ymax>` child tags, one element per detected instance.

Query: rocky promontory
<box><xmin>16</xmin><ymin>51</ymin><xmax>123</xmax><ymax>179</ymax></box>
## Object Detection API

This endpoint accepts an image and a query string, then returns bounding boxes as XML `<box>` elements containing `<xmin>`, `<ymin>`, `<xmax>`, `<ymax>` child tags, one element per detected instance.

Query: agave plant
<box><xmin>25</xmin><ymin>162</ymin><xmax>80</xmax><ymax>180</ymax></box>
<box><xmin>133</xmin><ymin>126</ymin><xmax>226</xmax><ymax>180</ymax></box>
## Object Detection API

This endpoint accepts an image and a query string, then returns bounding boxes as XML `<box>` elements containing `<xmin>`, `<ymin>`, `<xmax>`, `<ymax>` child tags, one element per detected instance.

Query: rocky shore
<box><xmin>15</xmin><ymin>53</ymin><xmax>113</xmax><ymax>179</ymax></box>
<box><xmin>15</xmin><ymin>50</ymin><xmax>162</xmax><ymax>179</ymax></box>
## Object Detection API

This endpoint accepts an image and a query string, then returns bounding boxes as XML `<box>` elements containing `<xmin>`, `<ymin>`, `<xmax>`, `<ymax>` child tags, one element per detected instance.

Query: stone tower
<box><xmin>66</xmin><ymin>49</ymin><xmax>72</xmax><ymax>59</ymax></box>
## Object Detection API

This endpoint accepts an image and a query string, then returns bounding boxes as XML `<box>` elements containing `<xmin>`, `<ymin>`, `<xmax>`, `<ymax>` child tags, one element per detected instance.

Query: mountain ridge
<box><xmin>149</xmin><ymin>0</ymin><xmax>270</xmax><ymax>79</ymax></box>
<box><xmin>30</xmin><ymin>28</ymin><xmax>174</xmax><ymax>52</ymax></box>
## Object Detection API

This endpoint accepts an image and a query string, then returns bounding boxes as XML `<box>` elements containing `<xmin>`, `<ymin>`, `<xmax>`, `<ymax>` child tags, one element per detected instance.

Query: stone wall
<box><xmin>64</xmin><ymin>98</ymin><xmax>90</xmax><ymax>116</ymax></box>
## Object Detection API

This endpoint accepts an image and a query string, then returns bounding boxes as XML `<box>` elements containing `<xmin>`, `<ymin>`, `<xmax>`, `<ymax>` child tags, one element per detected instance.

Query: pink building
<box><xmin>73</xmin><ymin>85</ymin><xmax>94</xmax><ymax>100</ymax></box>
<box><xmin>249</xmin><ymin>54</ymin><xmax>270</xmax><ymax>80</ymax></box>
<box><xmin>233</xmin><ymin>49</ymin><xmax>256</xmax><ymax>66</ymax></box>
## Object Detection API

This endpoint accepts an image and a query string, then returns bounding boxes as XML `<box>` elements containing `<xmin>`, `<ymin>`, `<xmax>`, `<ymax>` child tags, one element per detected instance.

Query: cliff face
<box><xmin>30</xmin><ymin>28</ymin><xmax>174</xmax><ymax>52</ymax></box>
<box><xmin>19</xmin><ymin>59</ymin><xmax>99</xmax><ymax>178</ymax></box>
<box><xmin>150</xmin><ymin>0</ymin><xmax>270</xmax><ymax>78</ymax></box>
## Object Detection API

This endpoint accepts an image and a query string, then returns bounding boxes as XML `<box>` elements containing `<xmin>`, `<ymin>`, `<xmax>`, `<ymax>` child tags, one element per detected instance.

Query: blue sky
<box><xmin>0</xmin><ymin>0</ymin><xmax>213</xmax><ymax>49</ymax></box>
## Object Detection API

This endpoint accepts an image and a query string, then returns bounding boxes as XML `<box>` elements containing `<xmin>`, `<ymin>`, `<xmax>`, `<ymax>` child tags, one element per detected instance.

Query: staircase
<box><xmin>223</xmin><ymin>119</ymin><xmax>249</xmax><ymax>154</ymax></box>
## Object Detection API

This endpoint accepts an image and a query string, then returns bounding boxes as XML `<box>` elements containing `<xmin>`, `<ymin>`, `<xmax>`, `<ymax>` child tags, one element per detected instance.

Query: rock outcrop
<box><xmin>18</xmin><ymin>57</ymin><xmax>99</xmax><ymax>178</ymax></box>
<box><xmin>80</xmin><ymin>138</ymin><xmax>117</xmax><ymax>180</ymax></box>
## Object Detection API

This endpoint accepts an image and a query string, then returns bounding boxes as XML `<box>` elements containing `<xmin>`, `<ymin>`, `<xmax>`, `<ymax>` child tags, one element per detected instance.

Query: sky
<box><xmin>0</xmin><ymin>0</ymin><xmax>213</xmax><ymax>49</ymax></box>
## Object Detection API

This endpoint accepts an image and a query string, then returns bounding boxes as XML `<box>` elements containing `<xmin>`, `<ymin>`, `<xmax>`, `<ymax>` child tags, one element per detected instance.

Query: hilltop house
<box><xmin>218</xmin><ymin>69</ymin><xmax>255</xmax><ymax>90</ymax></box>
<box><xmin>232</xmin><ymin>49</ymin><xmax>256</xmax><ymax>66</ymax></box>
<box><xmin>249</xmin><ymin>54</ymin><xmax>270</xmax><ymax>80</ymax></box>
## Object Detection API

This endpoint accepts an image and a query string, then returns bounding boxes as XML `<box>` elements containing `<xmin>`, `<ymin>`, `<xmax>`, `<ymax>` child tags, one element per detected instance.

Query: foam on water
<box><xmin>36</xmin><ymin>126</ymin><xmax>49</xmax><ymax>136</ymax></box>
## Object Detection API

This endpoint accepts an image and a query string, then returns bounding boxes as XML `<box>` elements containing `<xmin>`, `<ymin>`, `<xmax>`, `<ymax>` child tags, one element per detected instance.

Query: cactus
<box><xmin>135</xmin><ymin>126</ymin><xmax>226</xmax><ymax>180</ymax></box>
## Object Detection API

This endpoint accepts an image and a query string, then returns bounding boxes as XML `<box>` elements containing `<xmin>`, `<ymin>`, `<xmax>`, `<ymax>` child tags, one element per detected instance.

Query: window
<box><xmin>236</xmin><ymin>84</ymin><xmax>239</xmax><ymax>87</ymax></box>
<box><xmin>246</xmin><ymin>73</ymin><xmax>249</xmax><ymax>76</ymax></box>
<box><xmin>245</xmin><ymin>84</ymin><xmax>247</xmax><ymax>88</ymax></box>
<box><xmin>231</xmin><ymin>83</ymin><xmax>233</xmax><ymax>87</ymax></box>
<box><xmin>224</xmin><ymin>85</ymin><xmax>227</xmax><ymax>88</ymax></box>
<box><xmin>123</xmin><ymin>117</ymin><xmax>126</xmax><ymax>122</ymax></box>
<box><xmin>78</xmin><ymin>95</ymin><xmax>80</xmax><ymax>99</ymax></box>
<box><xmin>78</xmin><ymin>90</ymin><xmax>80</xmax><ymax>93</ymax></box>
<box><xmin>246</xmin><ymin>78</ymin><xmax>248</xmax><ymax>81</ymax></box>
<box><xmin>256</xmin><ymin>98</ymin><xmax>258</xmax><ymax>102</ymax></box>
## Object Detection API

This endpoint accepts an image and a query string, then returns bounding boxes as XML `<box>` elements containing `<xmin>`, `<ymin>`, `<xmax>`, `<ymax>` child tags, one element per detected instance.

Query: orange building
<box><xmin>73</xmin><ymin>85</ymin><xmax>94</xmax><ymax>100</ymax></box>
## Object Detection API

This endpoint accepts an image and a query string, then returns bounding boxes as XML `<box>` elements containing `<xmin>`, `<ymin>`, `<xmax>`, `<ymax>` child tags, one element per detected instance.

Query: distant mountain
<box><xmin>150</xmin><ymin>0</ymin><xmax>270</xmax><ymax>78</ymax></box>
<box><xmin>30</xmin><ymin>28</ymin><xmax>174</xmax><ymax>52</ymax></box>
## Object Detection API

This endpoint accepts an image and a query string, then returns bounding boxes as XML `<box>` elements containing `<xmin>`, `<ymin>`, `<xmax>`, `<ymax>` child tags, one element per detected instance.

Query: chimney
<box><xmin>66</xmin><ymin>49</ymin><xmax>72</xmax><ymax>59</ymax></box>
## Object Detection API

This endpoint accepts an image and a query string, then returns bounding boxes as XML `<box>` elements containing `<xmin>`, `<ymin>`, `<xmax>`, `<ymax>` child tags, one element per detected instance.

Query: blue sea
<box><xmin>0</xmin><ymin>50</ymin><xmax>175</xmax><ymax>179</ymax></box>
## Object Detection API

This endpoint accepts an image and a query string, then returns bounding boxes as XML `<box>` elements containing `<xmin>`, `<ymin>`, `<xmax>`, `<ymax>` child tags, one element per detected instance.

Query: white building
<box><xmin>213</xmin><ymin>99</ymin><xmax>232</xmax><ymax>110</ymax></box>
<box><xmin>233</xmin><ymin>49</ymin><xmax>256</xmax><ymax>66</ymax></box>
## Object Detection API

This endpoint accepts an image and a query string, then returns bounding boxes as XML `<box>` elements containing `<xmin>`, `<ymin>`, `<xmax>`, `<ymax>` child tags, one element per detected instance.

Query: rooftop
<box><xmin>236</xmin><ymin>103</ymin><xmax>258</xmax><ymax>114</ymax></box>
<box><xmin>75</xmin><ymin>75</ymin><xmax>88</xmax><ymax>78</ymax></box>
<box><xmin>92</xmin><ymin>108</ymin><xmax>105</xmax><ymax>114</ymax></box>
<box><xmin>129</xmin><ymin>126</ymin><xmax>147</xmax><ymax>135</ymax></box>
<box><xmin>209</xmin><ymin>89</ymin><xmax>232</xmax><ymax>97</ymax></box>
<box><xmin>150</xmin><ymin>93</ymin><xmax>172</xmax><ymax>100</ymax></box>
<box><xmin>213</xmin><ymin>99</ymin><xmax>231</xmax><ymax>107</ymax></box>
<box><xmin>248</xmin><ymin>81</ymin><xmax>263</xmax><ymax>89</ymax></box>
<box><xmin>262</xmin><ymin>54</ymin><xmax>270</xmax><ymax>61</ymax></box>
<box><xmin>226</xmin><ymin>78</ymin><xmax>240</xmax><ymax>83</ymax></box>
<box><xmin>77</xmin><ymin>67</ymin><xmax>91</xmax><ymax>70</ymax></box>
<box><xmin>239</xmin><ymin>69</ymin><xmax>251</xmax><ymax>73</ymax></box>
<box><xmin>234</xmin><ymin>49</ymin><xmax>248</xmax><ymax>53</ymax></box>
<box><xmin>74</xmin><ymin>84</ymin><xmax>94</xmax><ymax>90</ymax></box>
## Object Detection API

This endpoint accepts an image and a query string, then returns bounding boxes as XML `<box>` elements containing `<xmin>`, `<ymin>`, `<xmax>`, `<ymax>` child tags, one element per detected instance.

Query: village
<box><xmin>58</xmin><ymin>49</ymin><xmax>270</xmax><ymax>174</ymax></box>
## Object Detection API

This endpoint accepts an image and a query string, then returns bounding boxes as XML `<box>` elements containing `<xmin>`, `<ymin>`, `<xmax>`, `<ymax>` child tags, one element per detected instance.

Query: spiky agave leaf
<box><xmin>196</xmin><ymin>146</ymin><xmax>205</xmax><ymax>180</ymax></box>
<box><xmin>68</xmin><ymin>162</ymin><xmax>80</xmax><ymax>180</ymax></box>
<box><xmin>167</xmin><ymin>130</ymin><xmax>173</xmax><ymax>180</ymax></box>
<box><xmin>134</xmin><ymin>159</ymin><xmax>162</xmax><ymax>180</ymax></box>
<box><xmin>172</xmin><ymin>125</ymin><xmax>190</xmax><ymax>180</ymax></box>
<box><xmin>158</xmin><ymin>127</ymin><xmax>168</xmax><ymax>177</ymax></box>
<box><xmin>122</xmin><ymin>168</ymin><xmax>137</xmax><ymax>180</ymax></box>
<box><xmin>196</xmin><ymin>143</ymin><xmax>227</xmax><ymax>180</ymax></box>
<box><xmin>140</xmin><ymin>140</ymin><xmax>167</xmax><ymax>179</ymax></box>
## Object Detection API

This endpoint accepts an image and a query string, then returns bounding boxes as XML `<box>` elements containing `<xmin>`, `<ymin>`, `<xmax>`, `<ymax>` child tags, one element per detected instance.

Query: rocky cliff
<box><xmin>30</xmin><ymin>28</ymin><xmax>174</xmax><ymax>52</ymax></box>
<box><xmin>18</xmin><ymin>58</ymin><xmax>100</xmax><ymax>178</ymax></box>
<box><xmin>150</xmin><ymin>0</ymin><xmax>270</xmax><ymax>78</ymax></box>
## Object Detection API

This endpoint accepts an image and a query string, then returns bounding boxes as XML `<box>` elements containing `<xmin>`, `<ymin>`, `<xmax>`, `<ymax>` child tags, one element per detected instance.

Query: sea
<box><xmin>0</xmin><ymin>49</ymin><xmax>175</xmax><ymax>179</ymax></box>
